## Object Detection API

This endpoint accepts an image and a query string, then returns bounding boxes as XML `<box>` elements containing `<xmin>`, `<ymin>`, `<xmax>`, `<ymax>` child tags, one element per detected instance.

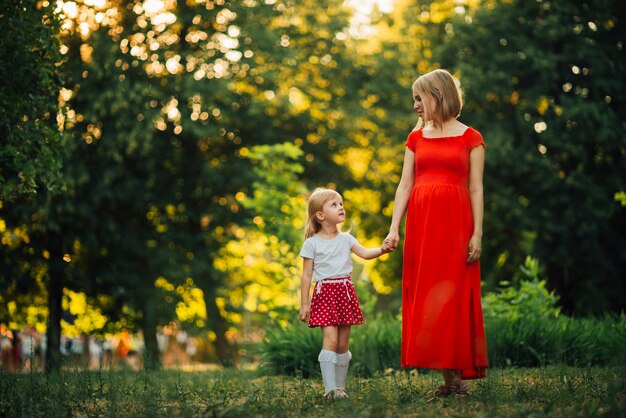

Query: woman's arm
<box><xmin>467</xmin><ymin>145</ymin><xmax>485</xmax><ymax>264</ymax></box>
<box><xmin>385</xmin><ymin>148</ymin><xmax>416</xmax><ymax>249</ymax></box>
<box><xmin>299</xmin><ymin>258</ymin><xmax>313</xmax><ymax>322</ymax></box>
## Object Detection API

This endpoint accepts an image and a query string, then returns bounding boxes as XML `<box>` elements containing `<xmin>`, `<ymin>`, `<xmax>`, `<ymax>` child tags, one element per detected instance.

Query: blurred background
<box><xmin>0</xmin><ymin>0</ymin><xmax>624</xmax><ymax>372</ymax></box>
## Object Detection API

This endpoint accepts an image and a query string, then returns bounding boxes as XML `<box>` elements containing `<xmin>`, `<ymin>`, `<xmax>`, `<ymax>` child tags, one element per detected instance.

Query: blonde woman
<box><xmin>384</xmin><ymin>69</ymin><xmax>489</xmax><ymax>397</ymax></box>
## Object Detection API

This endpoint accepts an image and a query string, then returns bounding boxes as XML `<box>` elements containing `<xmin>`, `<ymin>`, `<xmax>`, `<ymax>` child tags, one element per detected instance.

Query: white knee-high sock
<box><xmin>318</xmin><ymin>349</ymin><xmax>337</xmax><ymax>394</ymax></box>
<box><xmin>335</xmin><ymin>351</ymin><xmax>352</xmax><ymax>390</ymax></box>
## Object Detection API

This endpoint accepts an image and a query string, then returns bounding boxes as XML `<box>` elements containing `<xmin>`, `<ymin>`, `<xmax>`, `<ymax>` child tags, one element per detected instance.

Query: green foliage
<box><xmin>2</xmin><ymin>0</ymin><xmax>370</xmax><ymax>367</ymax></box>
<box><xmin>0</xmin><ymin>0</ymin><xmax>65</xmax><ymax>201</ymax></box>
<box><xmin>432</xmin><ymin>0</ymin><xmax>626</xmax><ymax>313</ymax></box>
<box><xmin>245</xmin><ymin>142</ymin><xmax>306</xmax><ymax>244</ymax></box>
<box><xmin>259</xmin><ymin>320</ymin><xmax>322</xmax><ymax>378</ymax></box>
<box><xmin>483</xmin><ymin>258</ymin><xmax>626</xmax><ymax>367</ymax></box>
<box><xmin>350</xmin><ymin>314</ymin><xmax>401</xmax><ymax>377</ymax></box>
<box><xmin>483</xmin><ymin>257</ymin><xmax>561</xmax><ymax>322</ymax></box>
<box><xmin>259</xmin><ymin>314</ymin><xmax>401</xmax><ymax>379</ymax></box>
<box><xmin>359</xmin><ymin>0</ymin><xmax>626</xmax><ymax>315</ymax></box>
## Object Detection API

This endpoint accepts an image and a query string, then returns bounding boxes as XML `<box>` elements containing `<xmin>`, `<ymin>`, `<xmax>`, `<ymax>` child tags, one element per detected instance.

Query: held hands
<box><xmin>466</xmin><ymin>234</ymin><xmax>482</xmax><ymax>264</ymax></box>
<box><xmin>380</xmin><ymin>240</ymin><xmax>395</xmax><ymax>254</ymax></box>
<box><xmin>383</xmin><ymin>230</ymin><xmax>400</xmax><ymax>252</ymax></box>
<box><xmin>299</xmin><ymin>305</ymin><xmax>310</xmax><ymax>323</ymax></box>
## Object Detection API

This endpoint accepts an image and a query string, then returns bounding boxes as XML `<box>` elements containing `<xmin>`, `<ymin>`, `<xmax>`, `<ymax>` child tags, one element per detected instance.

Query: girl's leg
<box><xmin>319</xmin><ymin>326</ymin><xmax>339</xmax><ymax>396</ymax></box>
<box><xmin>321</xmin><ymin>326</ymin><xmax>338</xmax><ymax>352</ymax></box>
<box><xmin>335</xmin><ymin>325</ymin><xmax>352</xmax><ymax>393</ymax></box>
<box><xmin>336</xmin><ymin>325</ymin><xmax>351</xmax><ymax>353</ymax></box>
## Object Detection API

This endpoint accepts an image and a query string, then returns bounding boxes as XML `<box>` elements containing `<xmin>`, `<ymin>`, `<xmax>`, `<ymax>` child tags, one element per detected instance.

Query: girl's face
<box><xmin>318</xmin><ymin>194</ymin><xmax>345</xmax><ymax>225</ymax></box>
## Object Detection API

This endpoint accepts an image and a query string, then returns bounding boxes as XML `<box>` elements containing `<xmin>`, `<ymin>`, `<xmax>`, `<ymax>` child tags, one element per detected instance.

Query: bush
<box><xmin>259</xmin><ymin>314</ymin><xmax>401</xmax><ymax>379</ymax></box>
<box><xmin>482</xmin><ymin>258</ymin><xmax>562</xmax><ymax>367</ymax></box>
<box><xmin>483</xmin><ymin>257</ymin><xmax>626</xmax><ymax>367</ymax></box>
<box><xmin>259</xmin><ymin>320</ymin><xmax>322</xmax><ymax>378</ymax></box>
<box><xmin>350</xmin><ymin>314</ymin><xmax>401</xmax><ymax>377</ymax></box>
<box><xmin>261</xmin><ymin>258</ymin><xmax>626</xmax><ymax>376</ymax></box>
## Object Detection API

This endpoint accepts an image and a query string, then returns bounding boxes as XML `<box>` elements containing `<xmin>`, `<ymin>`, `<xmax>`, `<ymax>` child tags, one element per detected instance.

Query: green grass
<box><xmin>1</xmin><ymin>365</ymin><xmax>624</xmax><ymax>417</ymax></box>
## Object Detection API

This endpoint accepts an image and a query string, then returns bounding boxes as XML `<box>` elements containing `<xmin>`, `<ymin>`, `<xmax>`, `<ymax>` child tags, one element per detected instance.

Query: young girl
<box><xmin>299</xmin><ymin>187</ymin><xmax>392</xmax><ymax>399</ymax></box>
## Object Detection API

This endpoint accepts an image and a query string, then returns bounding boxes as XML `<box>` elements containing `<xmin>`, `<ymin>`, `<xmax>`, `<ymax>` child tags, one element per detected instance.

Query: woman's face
<box><xmin>412</xmin><ymin>85</ymin><xmax>435</xmax><ymax>122</ymax></box>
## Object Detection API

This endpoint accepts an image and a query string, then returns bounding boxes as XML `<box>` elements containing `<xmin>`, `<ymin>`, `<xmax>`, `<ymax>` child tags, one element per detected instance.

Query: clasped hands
<box><xmin>382</xmin><ymin>231</ymin><xmax>400</xmax><ymax>254</ymax></box>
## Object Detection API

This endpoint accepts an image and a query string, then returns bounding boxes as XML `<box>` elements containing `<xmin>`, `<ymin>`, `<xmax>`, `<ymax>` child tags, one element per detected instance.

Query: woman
<box><xmin>384</xmin><ymin>69</ymin><xmax>489</xmax><ymax>397</ymax></box>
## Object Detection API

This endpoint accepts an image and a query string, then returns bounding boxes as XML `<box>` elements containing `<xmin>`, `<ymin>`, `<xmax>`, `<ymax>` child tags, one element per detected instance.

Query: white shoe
<box><xmin>333</xmin><ymin>389</ymin><xmax>348</xmax><ymax>398</ymax></box>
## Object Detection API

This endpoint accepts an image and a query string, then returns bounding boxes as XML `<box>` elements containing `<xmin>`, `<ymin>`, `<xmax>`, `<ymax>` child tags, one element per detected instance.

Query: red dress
<box><xmin>401</xmin><ymin>126</ymin><xmax>489</xmax><ymax>379</ymax></box>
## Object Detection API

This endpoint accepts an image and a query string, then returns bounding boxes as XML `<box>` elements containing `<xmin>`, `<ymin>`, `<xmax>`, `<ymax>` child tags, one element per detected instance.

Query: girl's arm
<box><xmin>385</xmin><ymin>148</ymin><xmax>416</xmax><ymax>248</ymax></box>
<box><xmin>351</xmin><ymin>242</ymin><xmax>391</xmax><ymax>260</ymax></box>
<box><xmin>299</xmin><ymin>257</ymin><xmax>313</xmax><ymax>322</ymax></box>
<box><xmin>467</xmin><ymin>145</ymin><xmax>485</xmax><ymax>264</ymax></box>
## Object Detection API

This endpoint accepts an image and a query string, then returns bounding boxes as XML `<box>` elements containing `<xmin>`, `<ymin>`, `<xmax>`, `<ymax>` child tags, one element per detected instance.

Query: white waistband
<box><xmin>316</xmin><ymin>276</ymin><xmax>353</xmax><ymax>300</ymax></box>
<box><xmin>319</xmin><ymin>276</ymin><xmax>351</xmax><ymax>283</ymax></box>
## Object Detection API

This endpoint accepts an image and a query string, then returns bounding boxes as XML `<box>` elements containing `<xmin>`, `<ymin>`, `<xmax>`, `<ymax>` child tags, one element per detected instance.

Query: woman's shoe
<box><xmin>452</xmin><ymin>380</ymin><xmax>470</xmax><ymax>398</ymax></box>
<box><xmin>433</xmin><ymin>385</ymin><xmax>452</xmax><ymax>397</ymax></box>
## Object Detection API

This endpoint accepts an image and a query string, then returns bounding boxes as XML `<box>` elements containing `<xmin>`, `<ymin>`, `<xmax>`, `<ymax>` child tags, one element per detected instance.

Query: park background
<box><xmin>1</xmin><ymin>0</ymin><xmax>625</xmax><ymax>381</ymax></box>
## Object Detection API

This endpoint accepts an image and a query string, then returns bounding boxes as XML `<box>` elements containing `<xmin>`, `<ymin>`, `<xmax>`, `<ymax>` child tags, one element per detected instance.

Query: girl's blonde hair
<box><xmin>304</xmin><ymin>187</ymin><xmax>342</xmax><ymax>239</ymax></box>
<box><xmin>413</xmin><ymin>69</ymin><xmax>463</xmax><ymax>130</ymax></box>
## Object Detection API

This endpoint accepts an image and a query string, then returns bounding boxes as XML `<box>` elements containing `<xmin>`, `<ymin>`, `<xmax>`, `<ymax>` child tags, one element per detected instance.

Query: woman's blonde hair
<box><xmin>413</xmin><ymin>69</ymin><xmax>463</xmax><ymax>130</ymax></box>
<box><xmin>304</xmin><ymin>187</ymin><xmax>342</xmax><ymax>238</ymax></box>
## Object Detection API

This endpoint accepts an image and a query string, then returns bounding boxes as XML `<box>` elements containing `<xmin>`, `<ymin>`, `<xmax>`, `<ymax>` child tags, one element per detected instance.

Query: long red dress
<box><xmin>401</xmin><ymin>126</ymin><xmax>489</xmax><ymax>380</ymax></box>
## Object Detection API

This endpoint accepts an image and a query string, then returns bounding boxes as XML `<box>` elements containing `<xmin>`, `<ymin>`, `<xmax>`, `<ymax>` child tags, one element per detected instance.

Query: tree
<box><xmin>49</xmin><ymin>0</ymin><xmax>366</xmax><ymax>366</ymax></box>
<box><xmin>0</xmin><ymin>0</ymin><xmax>75</xmax><ymax>371</ymax></box>
<box><xmin>0</xmin><ymin>0</ymin><xmax>64</xmax><ymax>201</ymax></box>
<box><xmin>434</xmin><ymin>0</ymin><xmax>626</xmax><ymax>313</ymax></box>
<box><xmin>329</xmin><ymin>0</ymin><xmax>626</xmax><ymax>314</ymax></box>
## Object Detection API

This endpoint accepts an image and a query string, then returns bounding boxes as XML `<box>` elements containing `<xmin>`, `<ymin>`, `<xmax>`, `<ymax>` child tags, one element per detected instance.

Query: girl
<box><xmin>299</xmin><ymin>187</ymin><xmax>392</xmax><ymax>399</ymax></box>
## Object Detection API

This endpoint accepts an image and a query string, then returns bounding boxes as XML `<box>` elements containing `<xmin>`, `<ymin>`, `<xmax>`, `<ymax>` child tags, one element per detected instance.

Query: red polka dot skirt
<box><xmin>309</xmin><ymin>276</ymin><xmax>364</xmax><ymax>328</ymax></box>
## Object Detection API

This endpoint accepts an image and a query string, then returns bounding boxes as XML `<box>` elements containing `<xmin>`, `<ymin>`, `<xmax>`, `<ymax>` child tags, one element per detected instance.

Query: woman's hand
<box><xmin>384</xmin><ymin>230</ymin><xmax>400</xmax><ymax>251</ymax></box>
<box><xmin>299</xmin><ymin>305</ymin><xmax>310</xmax><ymax>323</ymax></box>
<box><xmin>466</xmin><ymin>234</ymin><xmax>482</xmax><ymax>264</ymax></box>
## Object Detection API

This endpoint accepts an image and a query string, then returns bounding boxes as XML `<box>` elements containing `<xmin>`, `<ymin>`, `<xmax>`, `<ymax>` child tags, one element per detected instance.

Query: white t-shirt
<box><xmin>299</xmin><ymin>232</ymin><xmax>358</xmax><ymax>282</ymax></box>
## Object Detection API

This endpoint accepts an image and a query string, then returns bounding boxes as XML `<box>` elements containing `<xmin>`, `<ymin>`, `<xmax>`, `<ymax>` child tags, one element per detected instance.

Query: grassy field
<box><xmin>1</xmin><ymin>365</ymin><xmax>624</xmax><ymax>417</ymax></box>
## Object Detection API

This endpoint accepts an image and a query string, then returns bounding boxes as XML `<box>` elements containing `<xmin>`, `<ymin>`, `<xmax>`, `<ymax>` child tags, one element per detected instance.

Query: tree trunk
<box><xmin>46</xmin><ymin>239</ymin><xmax>65</xmax><ymax>373</ymax></box>
<box><xmin>202</xmin><ymin>285</ymin><xmax>231</xmax><ymax>366</ymax></box>
<box><xmin>141</xmin><ymin>296</ymin><xmax>160</xmax><ymax>370</ymax></box>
